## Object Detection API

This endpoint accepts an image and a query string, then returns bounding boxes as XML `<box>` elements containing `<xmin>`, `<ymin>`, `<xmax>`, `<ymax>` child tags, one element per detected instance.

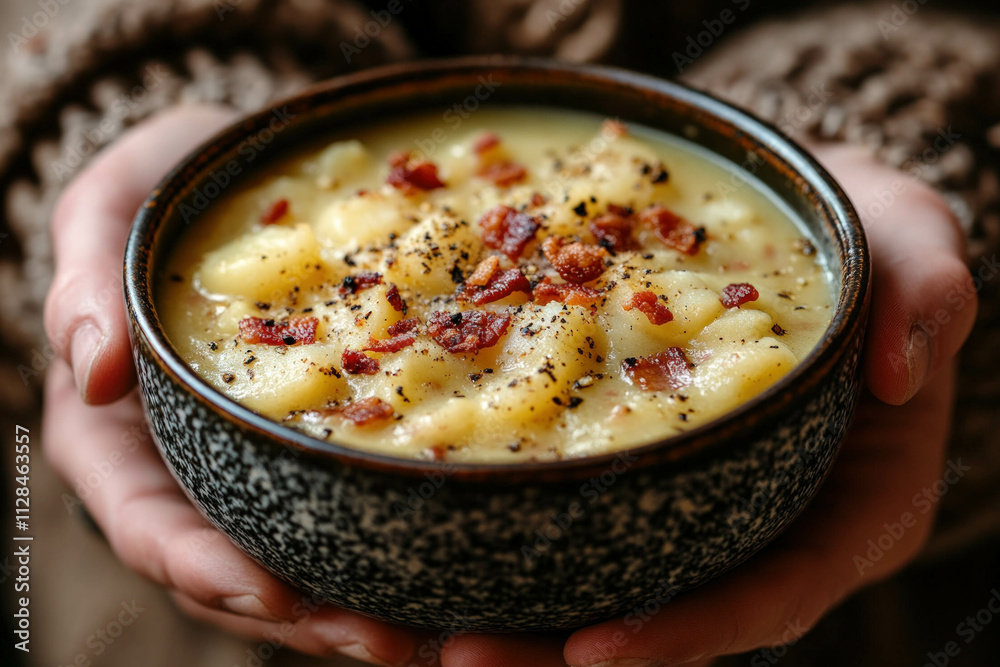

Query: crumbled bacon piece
<box><xmin>466</xmin><ymin>256</ymin><xmax>501</xmax><ymax>287</ymax></box>
<box><xmin>590</xmin><ymin>208</ymin><xmax>637</xmax><ymax>251</ymax></box>
<box><xmin>638</xmin><ymin>206</ymin><xmax>706</xmax><ymax>256</ymax></box>
<box><xmin>260</xmin><ymin>199</ymin><xmax>289</xmax><ymax>224</ymax></box>
<box><xmin>362</xmin><ymin>318</ymin><xmax>420</xmax><ymax>354</ymax></box>
<box><xmin>385</xmin><ymin>284</ymin><xmax>405</xmax><ymax>312</ymax></box>
<box><xmin>532</xmin><ymin>280</ymin><xmax>603</xmax><ymax>306</ymax></box>
<box><xmin>386</xmin><ymin>151</ymin><xmax>446</xmax><ymax>194</ymax></box>
<box><xmin>720</xmin><ymin>283</ymin><xmax>760</xmax><ymax>308</ymax></box>
<box><xmin>622</xmin><ymin>348</ymin><xmax>693</xmax><ymax>391</ymax></box>
<box><xmin>239</xmin><ymin>317</ymin><xmax>318</xmax><ymax>346</ymax></box>
<box><xmin>341</xmin><ymin>349</ymin><xmax>380</xmax><ymax>375</ymax></box>
<box><xmin>473</xmin><ymin>132</ymin><xmax>501</xmax><ymax>155</ymax></box>
<box><xmin>542</xmin><ymin>236</ymin><xmax>608</xmax><ymax>284</ymax></box>
<box><xmin>334</xmin><ymin>397</ymin><xmax>394</xmax><ymax>426</ymax></box>
<box><xmin>427</xmin><ymin>311</ymin><xmax>511</xmax><ymax>354</ymax></box>
<box><xmin>771</xmin><ymin>323</ymin><xmax>787</xmax><ymax>336</ymax></box>
<box><xmin>529</xmin><ymin>192</ymin><xmax>548</xmax><ymax>208</ymax></box>
<box><xmin>364</xmin><ymin>333</ymin><xmax>417</xmax><ymax>354</ymax></box>
<box><xmin>602</xmin><ymin>119</ymin><xmax>628</xmax><ymax>138</ymax></box>
<box><xmin>388</xmin><ymin>317</ymin><xmax>421</xmax><ymax>337</ymax></box>
<box><xmin>479</xmin><ymin>160</ymin><xmax>527</xmax><ymax>187</ymax></box>
<box><xmin>458</xmin><ymin>262</ymin><xmax>531</xmax><ymax>306</ymax></box>
<box><xmin>340</xmin><ymin>271</ymin><xmax>383</xmax><ymax>295</ymax></box>
<box><xmin>623</xmin><ymin>290</ymin><xmax>674</xmax><ymax>325</ymax></box>
<box><xmin>478</xmin><ymin>205</ymin><xmax>540</xmax><ymax>261</ymax></box>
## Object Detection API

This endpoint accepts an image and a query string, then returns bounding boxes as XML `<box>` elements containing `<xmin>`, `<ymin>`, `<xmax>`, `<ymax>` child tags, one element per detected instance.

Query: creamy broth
<box><xmin>159</xmin><ymin>107</ymin><xmax>833</xmax><ymax>463</ymax></box>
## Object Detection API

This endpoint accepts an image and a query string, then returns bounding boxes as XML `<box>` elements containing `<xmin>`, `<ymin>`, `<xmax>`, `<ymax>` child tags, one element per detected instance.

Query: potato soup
<box><xmin>159</xmin><ymin>107</ymin><xmax>833</xmax><ymax>463</ymax></box>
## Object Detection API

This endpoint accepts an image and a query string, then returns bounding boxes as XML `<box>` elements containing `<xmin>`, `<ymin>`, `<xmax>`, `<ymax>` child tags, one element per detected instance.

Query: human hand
<box><xmin>42</xmin><ymin>105</ymin><xmax>432</xmax><ymax>665</ymax></box>
<box><xmin>429</xmin><ymin>145</ymin><xmax>978</xmax><ymax>666</ymax></box>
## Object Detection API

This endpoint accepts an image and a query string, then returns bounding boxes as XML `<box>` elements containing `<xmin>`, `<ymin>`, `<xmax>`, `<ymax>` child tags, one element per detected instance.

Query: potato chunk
<box><xmin>197</xmin><ymin>223</ymin><xmax>322</xmax><ymax>302</ymax></box>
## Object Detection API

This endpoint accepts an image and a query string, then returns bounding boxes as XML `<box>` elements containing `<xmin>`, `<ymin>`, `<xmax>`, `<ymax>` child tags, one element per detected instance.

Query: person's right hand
<box><xmin>42</xmin><ymin>105</ymin><xmax>431</xmax><ymax>666</ymax></box>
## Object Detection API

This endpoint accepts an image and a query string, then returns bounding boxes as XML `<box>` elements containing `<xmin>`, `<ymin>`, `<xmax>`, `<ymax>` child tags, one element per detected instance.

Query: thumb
<box><xmin>43</xmin><ymin>104</ymin><xmax>237</xmax><ymax>403</ymax></box>
<box><xmin>812</xmin><ymin>144</ymin><xmax>977</xmax><ymax>405</ymax></box>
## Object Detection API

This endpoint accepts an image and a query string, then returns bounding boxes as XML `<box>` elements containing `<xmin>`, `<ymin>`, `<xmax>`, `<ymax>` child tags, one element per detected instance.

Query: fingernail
<box><xmin>219</xmin><ymin>594</ymin><xmax>282</xmax><ymax>622</ymax></box>
<box><xmin>336</xmin><ymin>643</ymin><xmax>394</xmax><ymax>666</ymax></box>
<box><xmin>70</xmin><ymin>322</ymin><xmax>103</xmax><ymax>399</ymax></box>
<box><xmin>906</xmin><ymin>322</ymin><xmax>933</xmax><ymax>399</ymax></box>
<box><xmin>313</xmin><ymin>624</ymin><xmax>398</xmax><ymax>666</ymax></box>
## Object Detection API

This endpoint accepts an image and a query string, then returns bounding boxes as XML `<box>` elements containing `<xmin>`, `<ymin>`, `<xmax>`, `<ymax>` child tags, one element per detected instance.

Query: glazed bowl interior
<box><xmin>125</xmin><ymin>56</ymin><xmax>868</xmax><ymax>481</ymax></box>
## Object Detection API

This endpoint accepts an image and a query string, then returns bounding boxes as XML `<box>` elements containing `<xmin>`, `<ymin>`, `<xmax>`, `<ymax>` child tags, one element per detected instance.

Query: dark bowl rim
<box><xmin>125</xmin><ymin>55</ymin><xmax>869</xmax><ymax>482</ymax></box>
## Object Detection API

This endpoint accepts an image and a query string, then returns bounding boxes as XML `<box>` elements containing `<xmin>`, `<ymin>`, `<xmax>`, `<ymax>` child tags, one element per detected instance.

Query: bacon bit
<box><xmin>479</xmin><ymin>160</ymin><xmax>527</xmax><ymax>187</ymax></box>
<box><xmin>386</xmin><ymin>151</ymin><xmax>446</xmax><ymax>194</ymax></box>
<box><xmin>341</xmin><ymin>349</ymin><xmax>380</xmax><ymax>375</ymax></box>
<box><xmin>458</xmin><ymin>267</ymin><xmax>531</xmax><ymax>306</ymax></box>
<box><xmin>466</xmin><ymin>256</ymin><xmax>501</xmax><ymax>287</ymax></box>
<box><xmin>473</xmin><ymin>132</ymin><xmax>501</xmax><ymax>155</ymax></box>
<box><xmin>623</xmin><ymin>290</ymin><xmax>674</xmax><ymax>325</ymax></box>
<box><xmin>363</xmin><ymin>317</ymin><xmax>420</xmax><ymax>353</ymax></box>
<box><xmin>602</xmin><ymin>119</ymin><xmax>628</xmax><ymax>138</ymax></box>
<box><xmin>771</xmin><ymin>323</ymin><xmax>787</xmax><ymax>336</ymax></box>
<box><xmin>478</xmin><ymin>205</ymin><xmax>540</xmax><ymax>261</ymax></box>
<box><xmin>720</xmin><ymin>283</ymin><xmax>760</xmax><ymax>308</ymax></box>
<box><xmin>590</xmin><ymin>209</ymin><xmax>637</xmax><ymax>251</ymax></box>
<box><xmin>533</xmin><ymin>280</ymin><xmax>603</xmax><ymax>306</ymax></box>
<box><xmin>364</xmin><ymin>333</ymin><xmax>417</xmax><ymax>353</ymax></box>
<box><xmin>340</xmin><ymin>271</ymin><xmax>383</xmax><ymax>295</ymax></box>
<box><xmin>542</xmin><ymin>236</ymin><xmax>608</xmax><ymax>284</ymax></box>
<box><xmin>622</xmin><ymin>348</ymin><xmax>693</xmax><ymax>391</ymax></box>
<box><xmin>529</xmin><ymin>192</ymin><xmax>548</xmax><ymax>208</ymax></box>
<box><xmin>239</xmin><ymin>317</ymin><xmax>318</xmax><ymax>345</ymax></box>
<box><xmin>334</xmin><ymin>397</ymin><xmax>394</xmax><ymax>426</ymax></box>
<box><xmin>427</xmin><ymin>310</ymin><xmax>511</xmax><ymax>354</ymax></box>
<box><xmin>260</xmin><ymin>199</ymin><xmax>289</xmax><ymax>224</ymax></box>
<box><xmin>388</xmin><ymin>317</ymin><xmax>421</xmax><ymax>337</ymax></box>
<box><xmin>385</xmin><ymin>284</ymin><xmax>405</xmax><ymax>312</ymax></box>
<box><xmin>638</xmin><ymin>206</ymin><xmax>706</xmax><ymax>256</ymax></box>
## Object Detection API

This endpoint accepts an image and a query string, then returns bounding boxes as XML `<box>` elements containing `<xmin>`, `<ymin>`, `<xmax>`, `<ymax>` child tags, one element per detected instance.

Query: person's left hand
<box><xmin>430</xmin><ymin>145</ymin><xmax>978</xmax><ymax>666</ymax></box>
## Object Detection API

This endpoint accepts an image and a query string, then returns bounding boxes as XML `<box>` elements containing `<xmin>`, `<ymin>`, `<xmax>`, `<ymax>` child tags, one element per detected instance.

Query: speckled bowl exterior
<box><xmin>124</xmin><ymin>57</ymin><xmax>870</xmax><ymax>632</ymax></box>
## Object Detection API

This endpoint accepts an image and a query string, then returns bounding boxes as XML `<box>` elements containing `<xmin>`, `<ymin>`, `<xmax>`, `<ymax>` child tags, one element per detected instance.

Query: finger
<box><xmin>171</xmin><ymin>592</ymin><xmax>417</xmax><ymax>665</ymax></box>
<box><xmin>43</xmin><ymin>104</ymin><xmax>237</xmax><ymax>404</ymax></box>
<box><xmin>43</xmin><ymin>361</ymin><xmax>422</xmax><ymax>664</ymax></box>
<box><xmin>441</xmin><ymin>633</ymin><xmax>567</xmax><ymax>667</ymax></box>
<box><xmin>564</xmin><ymin>366</ymin><xmax>955</xmax><ymax>665</ymax></box>
<box><xmin>812</xmin><ymin>144</ymin><xmax>976</xmax><ymax>405</ymax></box>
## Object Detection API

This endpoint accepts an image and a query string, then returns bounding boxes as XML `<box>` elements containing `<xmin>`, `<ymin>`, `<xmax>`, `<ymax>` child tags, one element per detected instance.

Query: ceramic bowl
<box><xmin>124</xmin><ymin>57</ymin><xmax>869</xmax><ymax>632</ymax></box>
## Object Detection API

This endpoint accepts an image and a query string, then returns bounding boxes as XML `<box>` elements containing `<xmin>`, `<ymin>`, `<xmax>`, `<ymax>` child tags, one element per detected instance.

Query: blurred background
<box><xmin>2</xmin><ymin>1</ymin><xmax>1000</xmax><ymax>666</ymax></box>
